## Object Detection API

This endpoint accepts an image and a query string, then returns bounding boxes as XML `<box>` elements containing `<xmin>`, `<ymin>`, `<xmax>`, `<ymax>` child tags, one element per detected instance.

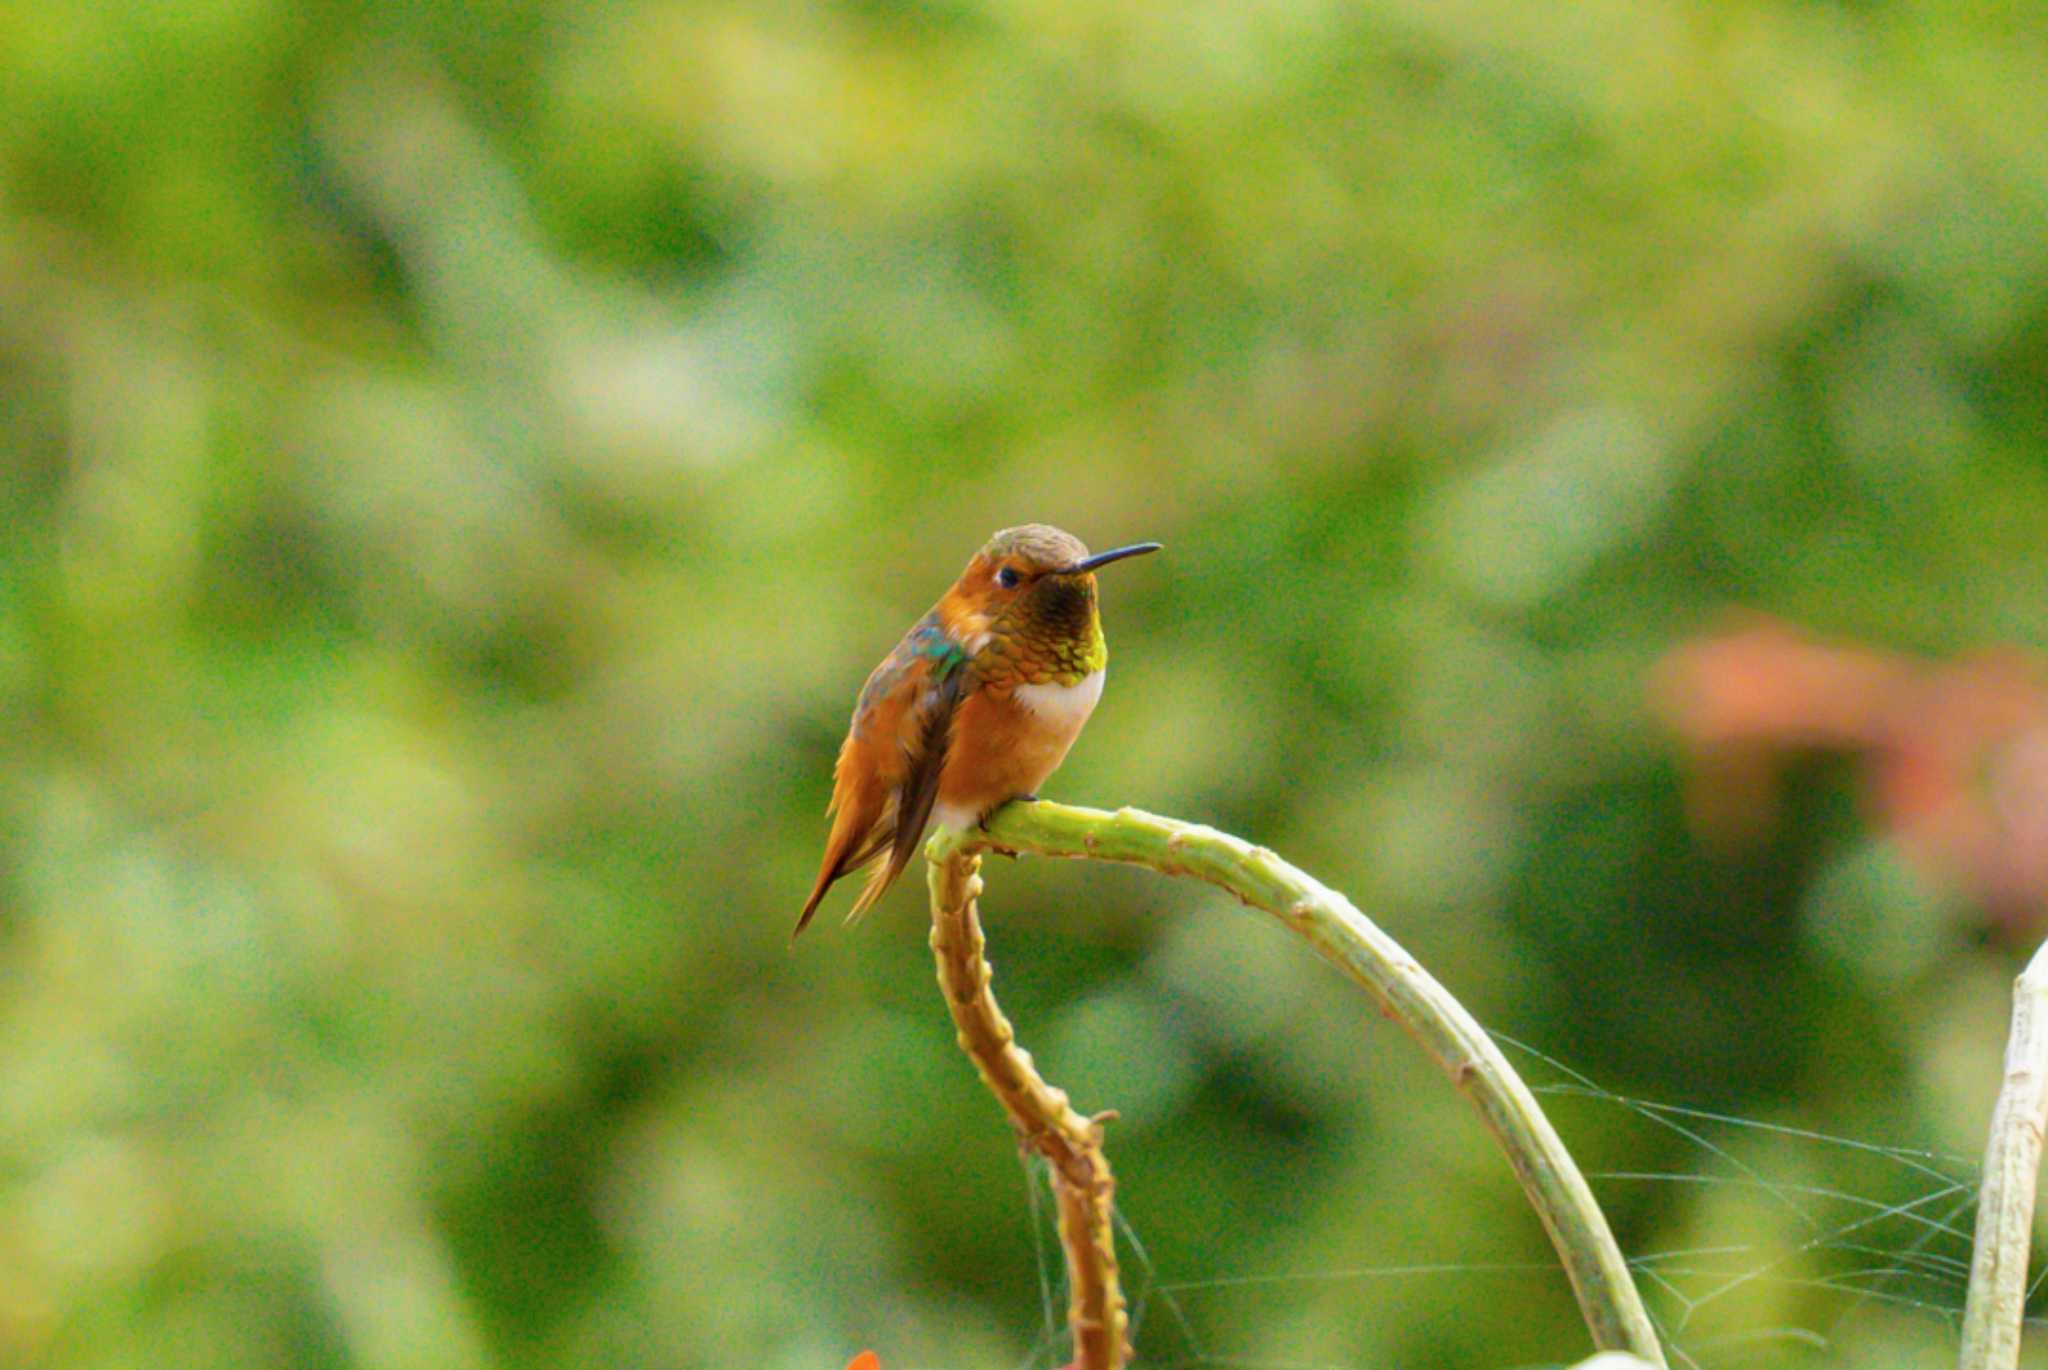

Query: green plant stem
<box><xmin>1959</xmin><ymin>941</ymin><xmax>2048</xmax><ymax>1370</ymax></box>
<box><xmin>928</xmin><ymin>800</ymin><xmax>1665</xmax><ymax>1367</ymax></box>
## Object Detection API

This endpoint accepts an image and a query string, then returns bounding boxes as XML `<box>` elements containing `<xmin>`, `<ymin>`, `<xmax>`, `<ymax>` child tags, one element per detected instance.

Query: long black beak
<box><xmin>1068</xmin><ymin>542</ymin><xmax>1162</xmax><ymax>574</ymax></box>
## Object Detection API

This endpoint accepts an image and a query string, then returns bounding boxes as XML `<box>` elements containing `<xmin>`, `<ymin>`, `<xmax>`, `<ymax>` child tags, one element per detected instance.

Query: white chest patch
<box><xmin>1014</xmin><ymin>669</ymin><xmax>1105</xmax><ymax>734</ymax></box>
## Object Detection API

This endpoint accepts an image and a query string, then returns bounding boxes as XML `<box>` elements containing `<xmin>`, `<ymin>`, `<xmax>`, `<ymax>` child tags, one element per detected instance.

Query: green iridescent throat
<box><xmin>986</xmin><ymin>581</ymin><xmax>1106</xmax><ymax>686</ymax></box>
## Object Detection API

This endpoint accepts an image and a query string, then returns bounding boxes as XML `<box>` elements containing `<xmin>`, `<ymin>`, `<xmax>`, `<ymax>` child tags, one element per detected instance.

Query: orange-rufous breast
<box><xmin>932</xmin><ymin>669</ymin><xmax>1105</xmax><ymax>829</ymax></box>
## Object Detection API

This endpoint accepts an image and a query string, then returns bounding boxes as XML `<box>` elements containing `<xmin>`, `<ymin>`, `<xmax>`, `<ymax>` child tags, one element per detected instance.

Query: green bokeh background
<box><xmin>3</xmin><ymin>1</ymin><xmax>2047</xmax><ymax>1366</ymax></box>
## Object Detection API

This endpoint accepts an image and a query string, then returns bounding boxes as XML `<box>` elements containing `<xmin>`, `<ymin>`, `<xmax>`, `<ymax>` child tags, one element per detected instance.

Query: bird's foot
<box><xmin>978</xmin><ymin>795</ymin><xmax>1039</xmax><ymax>857</ymax></box>
<box><xmin>977</xmin><ymin>793</ymin><xmax>1039</xmax><ymax>831</ymax></box>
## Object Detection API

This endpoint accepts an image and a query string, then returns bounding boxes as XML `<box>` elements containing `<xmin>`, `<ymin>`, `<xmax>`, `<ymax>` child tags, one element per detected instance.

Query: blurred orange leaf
<box><xmin>1658</xmin><ymin>616</ymin><xmax>2048</xmax><ymax>926</ymax></box>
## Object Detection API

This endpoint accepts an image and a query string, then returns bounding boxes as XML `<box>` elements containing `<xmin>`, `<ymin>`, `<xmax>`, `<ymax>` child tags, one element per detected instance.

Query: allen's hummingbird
<box><xmin>796</xmin><ymin>524</ymin><xmax>1160</xmax><ymax>935</ymax></box>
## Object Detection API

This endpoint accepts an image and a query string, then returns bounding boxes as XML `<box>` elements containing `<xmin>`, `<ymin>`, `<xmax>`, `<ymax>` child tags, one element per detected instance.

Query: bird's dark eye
<box><xmin>996</xmin><ymin>566</ymin><xmax>1020</xmax><ymax>588</ymax></box>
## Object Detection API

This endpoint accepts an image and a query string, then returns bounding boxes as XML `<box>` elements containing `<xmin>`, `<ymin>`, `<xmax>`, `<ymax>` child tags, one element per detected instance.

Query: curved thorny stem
<box><xmin>926</xmin><ymin>800</ymin><xmax>1666</xmax><ymax>1369</ymax></box>
<box><xmin>928</xmin><ymin>849</ymin><xmax>1128</xmax><ymax>1369</ymax></box>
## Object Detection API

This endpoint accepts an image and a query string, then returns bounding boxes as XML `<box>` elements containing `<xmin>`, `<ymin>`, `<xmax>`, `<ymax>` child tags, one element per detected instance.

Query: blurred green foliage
<box><xmin>3</xmin><ymin>0</ymin><xmax>2048</xmax><ymax>1366</ymax></box>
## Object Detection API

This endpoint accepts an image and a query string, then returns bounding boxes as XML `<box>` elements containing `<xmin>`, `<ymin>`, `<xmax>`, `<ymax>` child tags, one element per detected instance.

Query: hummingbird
<box><xmin>796</xmin><ymin>524</ymin><xmax>1161</xmax><ymax>935</ymax></box>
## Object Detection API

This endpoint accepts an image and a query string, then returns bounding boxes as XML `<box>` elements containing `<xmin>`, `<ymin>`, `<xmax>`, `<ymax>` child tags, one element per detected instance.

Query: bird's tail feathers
<box><xmin>843</xmin><ymin>846</ymin><xmax>912</xmax><ymax>926</ymax></box>
<box><xmin>792</xmin><ymin>865</ymin><xmax>839</xmax><ymax>939</ymax></box>
<box><xmin>792</xmin><ymin>820</ymin><xmax>901</xmax><ymax>938</ymax></box>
